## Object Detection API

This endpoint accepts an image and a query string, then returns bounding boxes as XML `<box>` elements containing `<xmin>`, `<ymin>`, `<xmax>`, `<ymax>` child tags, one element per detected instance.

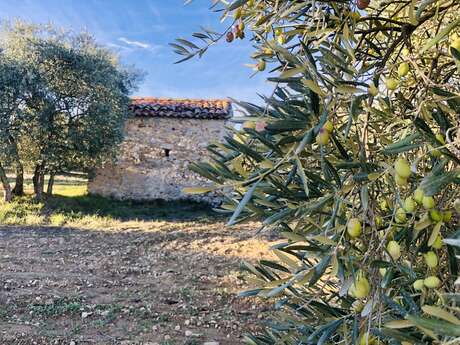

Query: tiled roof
<box><xmin>129</xmin><ymin>97</ymin><xmax>232</xmax><ymax>120</ymax></box>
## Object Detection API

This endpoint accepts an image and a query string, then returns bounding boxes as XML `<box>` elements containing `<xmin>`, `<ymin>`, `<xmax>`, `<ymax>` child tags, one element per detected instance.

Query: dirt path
<box><xmin>0</xmin><ymin>220</ymin><xmax>274</xmax><ymax>345</ymax></box>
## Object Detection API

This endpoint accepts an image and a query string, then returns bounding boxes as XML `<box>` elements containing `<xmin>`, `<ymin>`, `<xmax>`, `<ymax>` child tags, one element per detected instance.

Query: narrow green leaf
<box><xmin>422</xmin><ymin>305</ymin><xmax>460</xmax><ymax>326</ymax></box>
<box><xmin>420</xmin><ymin>169</ymin><xmax>460</xmax><ymax>196</ymax></box>
<box><xmin>182</xmin><ymin>186</ymin><xmax>216</xmax><ymax>194</ymax></box>
<box><xmin>227</xmin><ymin>0</ymin><xmax>249</xmax><ymax>11</ymax></box>
<box><xmin>407</xmin><ymin>315</ymin><xmax>460</xmax><ymax>337</ymax></box>
<box><xmin>227</xmin><ymin>180</ymin><xmax>260</xmax><ymax>226</ymax></box>
<box><xmin>294</xmin><ymin>155</ymin><xmax>309</xmax><ymax>197</ymax></box>
<box><xmin>420</xmin><ymin>18</ymin><xmax>460</xmax><ymax>54</ymax></box>
<box><xmin>309</xmin><ymin>255</ymin><xmax>331</xmax><ymax>286</ymax></box>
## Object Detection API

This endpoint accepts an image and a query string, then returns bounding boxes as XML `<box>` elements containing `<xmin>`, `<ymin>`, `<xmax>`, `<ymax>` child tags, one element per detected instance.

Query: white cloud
<box><xmin>118</xmin><ymin>37</ymin><xmax>151</xmax><ymax>49</ymax></box>
<box><xmin>106</xmin><ymin>42</ymin><xmax>134</xmax><ymax>53</ymax></box>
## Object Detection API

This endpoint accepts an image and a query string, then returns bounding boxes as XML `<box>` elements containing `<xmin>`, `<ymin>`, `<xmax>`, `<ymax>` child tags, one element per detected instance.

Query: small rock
<box><xmin>164</xmin><ymin>298</ymin><xmax>179</xmax><ymax>305</ymax></box>
<box><xmin>45</xmin><ymin>299</ymin><xmax>54</xmax><ymax>305</ymax></box>
<box><xmin>174</xmin><ymin>325</ymin><xmax>181</xmax><ymax>331</ymax></box>
<box><xmin>204</xmin><ymin>342</ymin><xmax>220</xmax><ymax>345</ymax></box>
<box><xmin>164</xmin><ymin>335</ymin><xmax>171</xmax><ymax>340</ymax></box>
<box><xmin>81</xmin><ymin>312</ymin><xmax>92</xmax><ymax>319</ymax></box>
<box><xmin>185</xmin><ymin>330</ymin><xmax>193</xmax><ymax>337</ymax></box>
<box><xmin>70</xmin><ymin>341</ymin><xmax>76</xmax><ymax>345</ymax></box>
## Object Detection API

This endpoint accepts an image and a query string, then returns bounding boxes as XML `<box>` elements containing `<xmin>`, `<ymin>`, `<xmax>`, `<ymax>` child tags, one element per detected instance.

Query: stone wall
<box><xmin>88</xmin><ymin>117</ymin><xmax>227</xmax><ymax>202</ymax></box>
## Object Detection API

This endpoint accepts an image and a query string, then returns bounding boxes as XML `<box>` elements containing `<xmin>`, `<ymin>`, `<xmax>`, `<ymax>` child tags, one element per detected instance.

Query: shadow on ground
<box><xmin>46</xmin><ymin>194</ymin><xmax>224</xmax><ymax>222</ymax></box>
<box><xmin>0</xmin><ymin>217</ymin><xmax>273</xmax><ymax>345</ymax></box>
<box><xmin>3</xmin><ymin>174</ymin><xmax>228</xmax><ymax>224</ymax></box>
<box><xmin>0</xmin><ymin>192</ymin><xmax>228</xmax><ymax>227</ymax></box>
<box><xmin>0</xmin><ymin>179</ymin><xmax>274</xmax><ymax>344</ymax></box>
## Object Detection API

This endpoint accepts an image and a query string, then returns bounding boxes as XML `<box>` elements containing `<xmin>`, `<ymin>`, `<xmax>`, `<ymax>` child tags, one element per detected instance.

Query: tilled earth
<box><xmin>0</xmin><ymin>220</ymin><xmax>275</xmax><ymax>345</ymax></box>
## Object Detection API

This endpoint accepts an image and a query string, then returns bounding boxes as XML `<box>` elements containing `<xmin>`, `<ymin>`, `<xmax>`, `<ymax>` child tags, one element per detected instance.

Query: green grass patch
<box><xmin>53</xmin><ymin>184</ymin><xmax>87</xmax><ymax>197</ymax></box>
<box><xmin>0</xmin><ymin>306</ymin><xmax>10</xmax><ymax>320</ymax></box>
<box><xmin>0</xmin><ymin>177</ymin><xmax>220</xmax><ymax>227</ymax></box>
<box><xmin>6</xmin><ymin>175</ymin><xmax>87</xmax><ymax>195</ymax></box>
<box><xmin>27</xmin><ymin>297</ymin><xmax>83</xmax><ymax>317</ymax></box>
<box><xmin>0</xmin><ymin>198</ymin><xmax>44</xmax><ymax>225</ymax></box>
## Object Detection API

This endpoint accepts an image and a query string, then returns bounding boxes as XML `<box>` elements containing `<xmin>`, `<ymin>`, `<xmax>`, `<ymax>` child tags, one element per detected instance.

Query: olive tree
<box><xmin>175</xmin><ymin>0</ymin><xmax>460</xmax><ymax>343</ymax></box>
<box><xmin>0</xmin><ymin>55</ymin><xmax>28</xmax><ymax>201</ymax></box>
<box><xmin>0</xmin><ymin>22</ymin><xmax>140</xmax><ymax>200</ymax></box>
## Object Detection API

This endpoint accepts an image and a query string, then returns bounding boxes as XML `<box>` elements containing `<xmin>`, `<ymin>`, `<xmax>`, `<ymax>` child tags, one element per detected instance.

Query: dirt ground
<box><xmin>0</xmin><ymin>219</ymin><xmax>275</xmax><ymax>345</ymax></box>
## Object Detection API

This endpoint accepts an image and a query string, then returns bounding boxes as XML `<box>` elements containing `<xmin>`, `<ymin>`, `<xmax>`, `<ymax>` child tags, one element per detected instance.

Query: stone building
<box><xmin>88</xmin><ymin>97</ymin><xmax>232</xmax><ymax>202</ymax></box>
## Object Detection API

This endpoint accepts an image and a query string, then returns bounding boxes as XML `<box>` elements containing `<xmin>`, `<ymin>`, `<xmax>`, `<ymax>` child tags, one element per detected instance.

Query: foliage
<box><xmin>0</xmin><ymin>21</ymin><xmax>141</xmax><ymax>200</ymax></box>
<box><xmin>0</xmin><ymin>54</ymin><xmax>28</xmax><ymax>200</ymax></box>
<box><xmin>0</xmin><ymin>55</ymin><xmax>27</xmax><ymax>161</ymax></box>
<box><xmin>176</xmin><ymin>0</ymin><xmax>460</xmax><ymax>344</ymax></box>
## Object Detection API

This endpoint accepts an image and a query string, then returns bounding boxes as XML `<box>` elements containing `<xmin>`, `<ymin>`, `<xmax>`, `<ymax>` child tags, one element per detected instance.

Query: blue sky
<box><xmin>0</xmin><ymin>0</ymin><xmax>272</xmax><ymax>102</ymax></box>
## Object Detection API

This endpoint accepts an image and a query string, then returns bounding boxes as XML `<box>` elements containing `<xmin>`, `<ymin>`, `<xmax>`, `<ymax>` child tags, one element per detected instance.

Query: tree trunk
<box><xmin>33</xmin><ymin>164</ymin><xmax>45</xmax><ymax>201</ymax></box>
<box><xmin>0</xmin><ymin>163</ymin><xmax>13</xmax><ymax>202</ymax></box>
<box><xmin>32</xmin><ymin>165</ymin><xmax>39</xmax><ymax>194</ymax></box>
<box><xmin>8</xmin><ymin>136</ymin><xmax>24</xmax><ymax>196</ymax></box>
<box><xmin>37</xmin><ymin>172</ymin><xmax>45</xmax><ymax>200</ymax></box>
<box><xmin>47</xmin><ymin>173</ymin><xmax>55</xmax><ymax>195</ymax></box>
<box><xmin>12</xmin><ymin>163</ymin><xmax>24</xmax><ymax>196</ymax></box>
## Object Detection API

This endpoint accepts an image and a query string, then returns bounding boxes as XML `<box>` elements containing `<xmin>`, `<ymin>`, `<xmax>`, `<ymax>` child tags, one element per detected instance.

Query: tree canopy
<box><xmin>176</xmin><ymin>0</ymin><xmax>460</xmax><ymax>343</ymax></box>
<box><xmin>0</xmin><ymin>21</ymin><xmax>141</xmax><ymax>200</ymax></box>
<box><xmin>0</xmin><ymin>55</ymin><xmax>28</xmax><ymax>201</ymax></box>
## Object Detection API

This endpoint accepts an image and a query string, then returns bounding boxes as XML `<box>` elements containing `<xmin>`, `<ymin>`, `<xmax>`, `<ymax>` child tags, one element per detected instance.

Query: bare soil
<box><xmin>0</xmin><ymin>219</ymin><xmax>275</xmax><ymax>345</ymax></box>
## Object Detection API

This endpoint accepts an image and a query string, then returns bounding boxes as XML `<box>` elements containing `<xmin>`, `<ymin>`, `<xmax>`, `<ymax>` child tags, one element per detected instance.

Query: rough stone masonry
<box><xmin>88</xmin><ymin>98</ymin><xmax>231</xmax><ymax>202</ymax></box>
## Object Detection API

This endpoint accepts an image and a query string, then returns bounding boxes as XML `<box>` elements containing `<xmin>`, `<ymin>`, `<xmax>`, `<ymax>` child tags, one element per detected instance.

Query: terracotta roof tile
<box><xmin>129</xmin><ymin>97</ymin><xmax>232</xmax><ymax>120</ymax></box>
